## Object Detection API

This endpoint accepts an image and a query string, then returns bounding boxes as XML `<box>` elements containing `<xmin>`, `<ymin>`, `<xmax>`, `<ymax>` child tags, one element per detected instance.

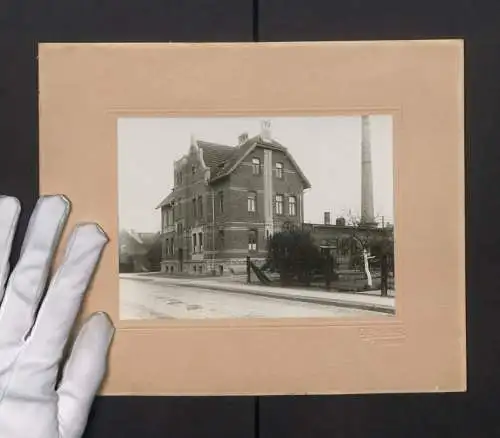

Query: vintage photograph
<box><xmin>118</xmin><ymin>115</ymin><xmax>395</xmax><ymax>320</ymax></box>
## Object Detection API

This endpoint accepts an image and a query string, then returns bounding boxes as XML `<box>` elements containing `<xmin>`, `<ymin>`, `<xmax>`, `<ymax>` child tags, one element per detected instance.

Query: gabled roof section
<box><xmin>156</xmin><ymin>132</ymin><xmax>311</xmax><ymax>210</ymax></box>
<box><xmin>210</xmin><ymin>135</ymin><xmax>312</xmax><ymax>189</ymax></box>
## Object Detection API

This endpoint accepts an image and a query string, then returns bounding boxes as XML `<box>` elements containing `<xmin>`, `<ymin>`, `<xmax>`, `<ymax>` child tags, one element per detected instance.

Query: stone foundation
<box><xmin>160</xmin><ymin>257</ymin><xmax>266</xmax><ymax>276</ymax></box>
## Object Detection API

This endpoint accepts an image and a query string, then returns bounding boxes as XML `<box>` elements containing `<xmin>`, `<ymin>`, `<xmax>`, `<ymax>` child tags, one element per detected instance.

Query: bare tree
<box><xmin>344</xmin><ymin>212</ymin><xmax>394</xmax><ymax>296</ymax></box>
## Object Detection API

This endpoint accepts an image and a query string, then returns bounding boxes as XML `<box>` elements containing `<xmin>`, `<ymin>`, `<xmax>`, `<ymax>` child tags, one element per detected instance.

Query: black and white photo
<box><xmin>118</xmin><ymin>115</ymin><xmax>395</xmax><ymax>320</ymax></box>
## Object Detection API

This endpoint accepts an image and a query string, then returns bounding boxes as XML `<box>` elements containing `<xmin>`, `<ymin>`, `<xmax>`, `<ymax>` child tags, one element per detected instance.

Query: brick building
<box><xmin>156</xmin><ymin>121</ymin><xmax>311</xmax><ymax>275</ymax></box>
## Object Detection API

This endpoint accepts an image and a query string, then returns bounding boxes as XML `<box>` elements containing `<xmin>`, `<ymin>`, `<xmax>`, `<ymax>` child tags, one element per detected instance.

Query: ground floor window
<box><xmin>192</xmin><ymin>233</ymin><xmax>197</xmax><ymax>253</ymax></box>
<box><xmin>248</xmin><ymin>229</ymin><xmax>257</xmax><ymax>251</ymax></box>
<box><xmin>218</xmin><ymin>230</ymin><xmax>225</xmax><ymax>250</ymax></box>
<box><xmin>288</xmin><ymin>195</ymin><xmax>297</xmax><ymax>216</ymax></box>
<box><xmin>275</xmin><ymin>194</ymin><xmax>284</xmax><ymax>215</ymax></box>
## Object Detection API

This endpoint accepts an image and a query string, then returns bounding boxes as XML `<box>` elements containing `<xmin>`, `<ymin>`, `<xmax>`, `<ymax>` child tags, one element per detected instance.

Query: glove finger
<box><xmin>57</xmin><ymin>312</ymin><xmax>114</xmax><ymax>438</ymax></box>
<box><xmin>24</xmin><ymin>222</ymin><xmax>107</xmax><ymax>368</ymax></box>
<box><xmin>0</xmin><ymin>195</ymin><xmax>69</xmax><ymax>347</ymax></box>
<box><xmin>0</xmin><ymin>196</ymin><xmax>21</xmax><ymax>302</ymax></box>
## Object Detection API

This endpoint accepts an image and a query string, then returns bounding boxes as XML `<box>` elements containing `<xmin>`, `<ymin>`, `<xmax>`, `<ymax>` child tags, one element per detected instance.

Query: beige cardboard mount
<box><xmin>38</xmin><ymin>41</ymin><xmax>465</xmax><ymax>396</ymax></box>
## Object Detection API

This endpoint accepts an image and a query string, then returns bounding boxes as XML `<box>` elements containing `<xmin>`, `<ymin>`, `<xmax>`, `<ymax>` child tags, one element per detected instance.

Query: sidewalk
<box><xmin>121</xmin><ymin>273</ymin><xmax>395</xmax><ymax>315</ymax></box>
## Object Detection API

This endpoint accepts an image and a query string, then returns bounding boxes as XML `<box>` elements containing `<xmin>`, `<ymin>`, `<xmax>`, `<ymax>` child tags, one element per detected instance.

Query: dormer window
<box><xmin>252</xmin><ymin>158</ymin><xmax>261</xmax><ymax>175</ymax></box>
<box><xmin>191</xmin><ymin>165</ymin><xmax>196</xmax><ymax>175</ymax></box>
<box><xmin>275</xmin><ymin>162</ymin><xmax>283</xmax><ymax>178</ymax></box>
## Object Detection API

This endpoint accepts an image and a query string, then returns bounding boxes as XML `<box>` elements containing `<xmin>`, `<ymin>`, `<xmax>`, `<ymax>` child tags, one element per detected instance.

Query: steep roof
<box><xmin>136</xmin><ymin>231</ymin><xmax>160</xmax><ymax>246</ymax></box>
<box><xmin>197</xmin><ymin>141</ymin><xmax>234</xmax><ymax>168</ymax></box>
<box><xmin>121</xmin><ymin>230</ymin><xmax>159</xmax><ymax>246</ymax></box>
<box><xmin>156</xmin><ymin>133</ymin><xmax>311</xmax><ymax>209</ymax></box>
<box><xmin>209</xmin><ymin>135</ymin><xmax>260</xmax><ymax>180</ymax></box>
<box><xmin>156</xmin><ymin>190</ymin><xmax>175</xmax><ymax>209</ymax></box>
<box><xmin>208</xmin><ymin>135</ymin><xmax>311</xmax><ymax>189</ymax></box>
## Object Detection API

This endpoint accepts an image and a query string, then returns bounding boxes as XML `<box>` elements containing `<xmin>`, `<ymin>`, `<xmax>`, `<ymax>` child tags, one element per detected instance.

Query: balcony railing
<box><xmin>162</xmin><ymin>225</ymin><xmax>176</xmax><ymax>234</ymax></box>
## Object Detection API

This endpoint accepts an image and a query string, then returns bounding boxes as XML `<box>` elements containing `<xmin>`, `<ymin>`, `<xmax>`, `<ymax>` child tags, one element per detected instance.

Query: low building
<box><xmin>156</xmin><ymin>121</ymin><xmax>311</xmax><ymax>275</ymax></box>
<box><xmin>303</xmin><ymin>216</ymin><xmax>394</xmax><ymax>271</ymax></box>
<box><xmin>119</xmin><ymin>230</ymin><xmax>161</xmax><ymax>273</ymax></box>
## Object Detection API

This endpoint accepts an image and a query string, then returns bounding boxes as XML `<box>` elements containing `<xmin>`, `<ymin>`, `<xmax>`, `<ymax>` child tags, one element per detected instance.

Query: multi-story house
<box><xmin>156</xmin><ymin>121</ymin><xmax>311</xmax><ymax>275</ymax></box>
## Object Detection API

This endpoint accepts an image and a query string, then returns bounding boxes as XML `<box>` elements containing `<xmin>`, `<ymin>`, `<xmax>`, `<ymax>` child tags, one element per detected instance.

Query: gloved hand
<box><xmin>0</xmin><ymin>194</ymin><xmax>114</xmax><ymax>438</ymax></box>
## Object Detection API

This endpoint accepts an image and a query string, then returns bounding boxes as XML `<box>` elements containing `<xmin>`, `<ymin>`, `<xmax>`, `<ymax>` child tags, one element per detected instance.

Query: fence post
<box><xmin>325</xmin><ymin>253</ymin><xmax>331</xmax><ymax>291</ymax></box>
<box><xmin>246</xmin><ymin>256</ymin><xmax>251</xmax><ymax>284</ymax></box>
<box><xmin>380</xmin><ymin>252</ymin><xmax>388</xmax><ymax>297</ymax></box>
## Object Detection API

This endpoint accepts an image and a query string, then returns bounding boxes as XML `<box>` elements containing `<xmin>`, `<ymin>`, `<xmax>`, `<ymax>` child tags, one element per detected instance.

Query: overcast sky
<box><xmin>117</xmin><ymin>115</ymin><xmax>393</xmax><ymax>233</ymax></box>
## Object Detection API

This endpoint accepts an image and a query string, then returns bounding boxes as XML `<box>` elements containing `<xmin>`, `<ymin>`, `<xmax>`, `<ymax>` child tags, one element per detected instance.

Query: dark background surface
<box><xmin>0</xmin><ymin>0</ymin><xmax>498</xmax><ymax>436</ymax></box>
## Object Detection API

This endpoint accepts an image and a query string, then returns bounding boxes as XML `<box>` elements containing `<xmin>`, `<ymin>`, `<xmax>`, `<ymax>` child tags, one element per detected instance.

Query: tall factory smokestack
<box><xmin>361</xmin><ymin>115</ymin><xmax>375</xmax><ymax>226</ymax></box>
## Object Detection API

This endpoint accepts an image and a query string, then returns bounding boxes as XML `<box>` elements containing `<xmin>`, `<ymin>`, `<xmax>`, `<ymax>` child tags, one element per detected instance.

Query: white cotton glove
<box><xmin>0</xmin><ymin>194</ymin><xmax>115</xmax><ymax>438</ymax></box>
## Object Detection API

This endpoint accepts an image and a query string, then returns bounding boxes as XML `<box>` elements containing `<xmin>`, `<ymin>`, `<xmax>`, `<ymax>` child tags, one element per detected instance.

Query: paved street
<box><xmin>120</xmin><ymin>276</ymin><xmax>387</xmax><ymax>320</ymax></box>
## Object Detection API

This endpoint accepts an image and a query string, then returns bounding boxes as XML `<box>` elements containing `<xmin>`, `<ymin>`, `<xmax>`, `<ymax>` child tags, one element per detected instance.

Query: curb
<box><xmin>126</xmin><ymin>276</ymin><xmax>395</xmax><ymax>315</ymax></box>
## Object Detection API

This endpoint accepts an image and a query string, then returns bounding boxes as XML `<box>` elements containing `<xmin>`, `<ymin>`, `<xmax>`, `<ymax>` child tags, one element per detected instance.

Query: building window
<box><xmin>165</xmin><ymin>239</ymin><xmax>169</xmax><ymax>256</ymax></box>
<box><xmin>192</xmin><ymin>233</ymin><xmax>197</xmax><ymax>253</ymax></box>
<box><xmin>192</xmin><ymin>165</ymin><xmax>196</xmax><ymax>175</ymax></box>
<box><xmin>198</xmin><ymin>195</ymin><xmax>203</xmax><ymax>217</ymax></box>
<box><xmin>252</xmin><ymin>157</ymin><xmax>261</xmax><ymax>175</ymax></box>
<box><xmin>288</xmin><ymin>196</ymin><xmax>297</xmax><ymax>216</ymax></box>
<box><xmin>174</xmin><ymin>198</ymin><xmax>182</xmax><ymax>218</ymax></box>
<box><xmin>275</xmin><ymin>162</ymin><xmax>283</xmax><ymax>178</ymax></box>
<box><xmin>218</xmin><ymin>230</ymin><xmax>225</xmax><ymax>250</ymax></box>
<box><xmin>275</xmin><ymin>194</ymin><xmax>284</xmax><ymax>215</ymax></box>
<box><xmin>247</xmin><ymin>191</ymin><xmax>256</xmax><ymax>213</ymax></box>
<box><xmin>218</xmin><ymin>191</ymin><xmax>224</xmax><ymax>213</ymax></box>
<box><xmin>192</xmin><ymin>198</ymin><xmax>197</xmax><ymax>218</ymax></box>
<box><xmin>162</xmin><ymin>209</ymin><xmax>167</xmax><ymax>231</ymax></box>
<box><xmin>198</xmin><ymin>232</ymin><xmax>203</xmax><ymax>251</ymax></box>
<box><xmin>248</xmin><ymin>230</ymin><xmax>257</xmax><ymax>252</ymax></box>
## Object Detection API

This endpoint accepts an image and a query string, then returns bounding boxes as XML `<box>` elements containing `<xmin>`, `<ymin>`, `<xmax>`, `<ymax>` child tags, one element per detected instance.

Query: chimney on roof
<box><xmin>190</xmin><ymin>133</ymin><xmax>198</xmax><ymax>151</ymax></box>
<box><xmin>260</xmin><ymin>120</ymin><xmax>272</xmax><ymax>142</ymax></box>
<box><xmin>238</xmin><ymin>132</ymin><xmax>249</xmax><ymax>144</ymax></box>
<box><xmin>324</xmin><ymin>211</ymin><xmax>331</xmax><ymax>225</ymax></box>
